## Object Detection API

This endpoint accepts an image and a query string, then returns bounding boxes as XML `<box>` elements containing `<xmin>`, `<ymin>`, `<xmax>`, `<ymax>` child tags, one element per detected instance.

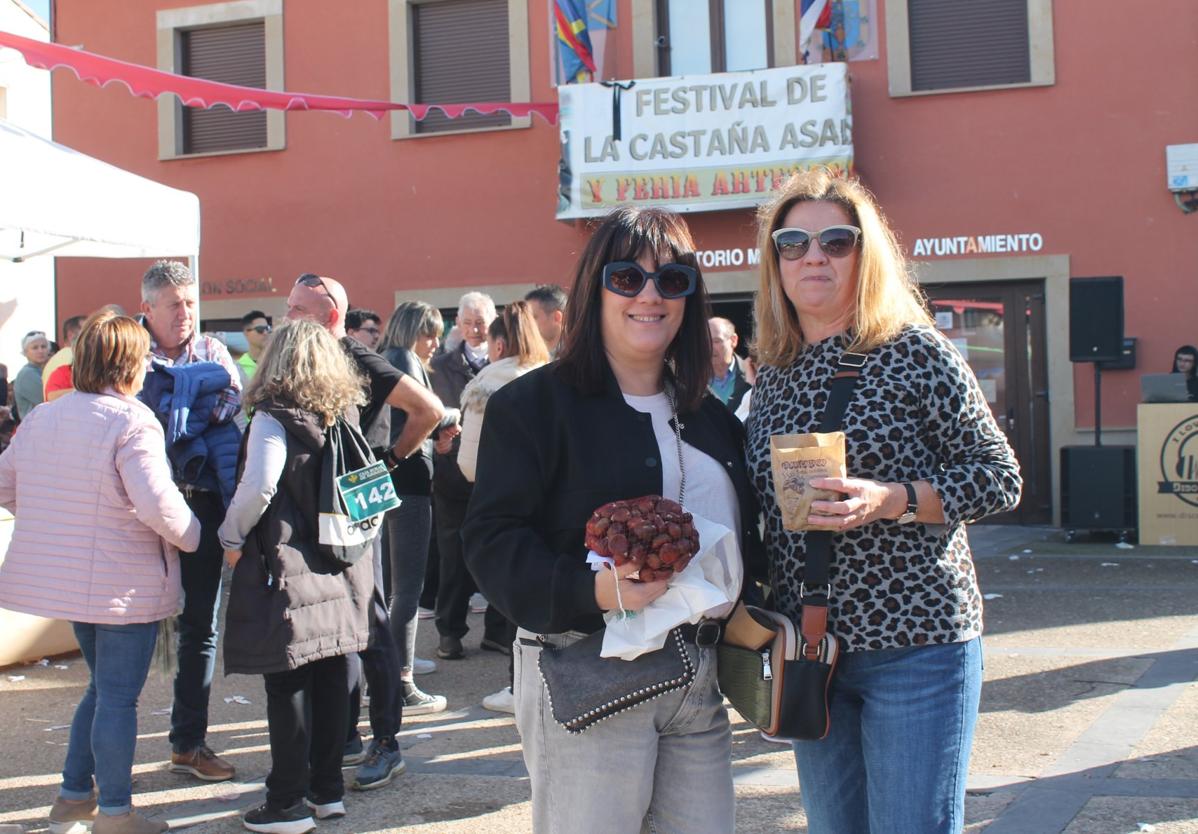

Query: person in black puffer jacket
<box><xmin>219</xmin><ymin>320</ymin><xmax>374</xmax><ymax>832</ymax></box>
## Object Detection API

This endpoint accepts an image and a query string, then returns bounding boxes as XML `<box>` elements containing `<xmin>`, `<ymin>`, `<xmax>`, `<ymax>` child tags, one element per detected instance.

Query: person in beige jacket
<box><xmin>0</xmin><ymin>311</ymin><xmax>200</xmax><ymax>834</ymax></box>
<box><xmin>456</xmin><ymin>301</ymin><xmax>549</xmax><ymax>714</ymax></box>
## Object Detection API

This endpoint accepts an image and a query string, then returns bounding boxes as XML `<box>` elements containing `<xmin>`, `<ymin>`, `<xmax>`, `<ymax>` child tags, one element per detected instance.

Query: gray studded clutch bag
<box><xmin>537</xmin><ymin>627</ymin><xmax>695</xmax><ymax>733</ymax></box>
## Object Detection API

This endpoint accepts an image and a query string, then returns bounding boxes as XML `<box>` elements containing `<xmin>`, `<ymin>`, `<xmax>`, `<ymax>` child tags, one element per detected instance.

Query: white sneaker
<box><xmin>403</xmin><ymin>685</ymin><xmax>448</xmax><ymax>715</ymax></box>
<box><xmin>303</xmin><ymin>798</ymin><xmax>346</xmax><ymax>820</ymax></box>
<box><xmin>482</xmin><ymin>686</ymin><xmax>515</xmax><ymax>714</ymax></box>
<box><xmin>416</xmin><ymin>607</ymin><xmax>435</xmax><ymax>620</ymax></box>
<box><xmin>411</xmin><ymin>657</ymin><xmax>437</xmax><ymax>676</ymax></box>
<box><xmin>469</xmin><ymin>592</ymin><xmax>488</xmax><ymax>614</ymax></box>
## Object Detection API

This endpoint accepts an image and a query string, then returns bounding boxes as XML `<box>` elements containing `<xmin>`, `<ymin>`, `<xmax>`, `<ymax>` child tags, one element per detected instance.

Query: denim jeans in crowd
<box><xmin>60</xmin><ymin>620</ymin><xmax>159</xmax><ymax>815</ymax></box>
<box><xmin>384</xmin><ymin>494</ymin><xmax>432</xmax><ymax>675</ymax></box>
<box><xmin>170</xmin><ymin>490</ymin><xmax>225</xmax><ymax>753</ymax></box>
<box><xmin>514</xmin><ymin>627</ymin><xmax>735</xmax><ymax>834</ymax></box>
<box><xmin>792</xmin><ymin>637</ymin><xmax>983</xmax><ymax>834</ymax></box>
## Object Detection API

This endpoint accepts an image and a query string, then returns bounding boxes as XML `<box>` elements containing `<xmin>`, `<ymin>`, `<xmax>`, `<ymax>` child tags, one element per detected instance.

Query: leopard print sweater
<box><xmin>746</xmin><ymin>324</ymin><xmax>1022</xmax><ymax>651</ymax></box>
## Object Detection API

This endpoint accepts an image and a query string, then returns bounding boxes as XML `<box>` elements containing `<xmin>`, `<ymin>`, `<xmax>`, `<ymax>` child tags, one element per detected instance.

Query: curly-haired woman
<box><xmin>219</xmin><ymin>319</ymin><xmax>374</xmax><ymax>833</ymax></box>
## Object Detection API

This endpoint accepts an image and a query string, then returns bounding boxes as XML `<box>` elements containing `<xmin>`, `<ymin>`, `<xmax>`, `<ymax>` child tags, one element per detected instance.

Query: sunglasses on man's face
<box><xmin>771</xmin><ymin>225</ymin><xmax>862</xmax><ymax>261</ymax></box>
<box><xmin>602</xmin><ymin>262</ymin><xmax>698</xmax><ymax>299</ymax></box>
<box><xmin>245</xmin><ymin>324</ymin><xmax>271</xmax><ymax>335</ymax></box>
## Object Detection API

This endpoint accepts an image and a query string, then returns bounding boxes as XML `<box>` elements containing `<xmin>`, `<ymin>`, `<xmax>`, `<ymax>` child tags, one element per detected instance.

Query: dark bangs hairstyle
<box><xmin>555</xmin><ymin>207</ymin><xmax>712</xmax><ymax>412</ymax></box>
<box><xmin>1173</xmin><ymin>345</ymin><xmax>1198</xmax><ymax>378</ymax></box>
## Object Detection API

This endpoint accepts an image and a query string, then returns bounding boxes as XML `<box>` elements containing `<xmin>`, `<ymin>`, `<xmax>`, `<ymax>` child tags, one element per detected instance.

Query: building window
<box><xmin>156</xmin><ymin>0</ymin><xmax>285</xmax><ymax>159</ymax></box>
<box><xmin>886</xmin><ymin>0</ymin><xmax>1054</xmax><ymax>96</ymax></box>
<box><xmin>413</xmin><ymin>0</ymin><xmax>510</xmax><ymax>133</ymax></box>
<box><xmin>389</xmin><ymin>0</ymin><xmax>531</xmax><ymax>139</ymax></box>
<box><xmin>180</xmin><ymin>23</ymin><xmax>268</xmax><ymax>154</ymax></box>
<box><xmin>656</xmin><ymin>0</ymin><xmax>772</xmax><ymax>76</ymax></box>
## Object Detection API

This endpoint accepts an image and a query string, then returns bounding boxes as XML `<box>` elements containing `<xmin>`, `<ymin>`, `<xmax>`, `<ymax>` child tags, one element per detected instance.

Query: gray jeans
<box><xmin>384</xmin><ymin>495</ymin><xmax>432</xmax><ymax>677</ymax></box>
<box><xmin>514</xmin><ymin>627</ymin><xmax>735</xmax><ymax>834</ymax></box>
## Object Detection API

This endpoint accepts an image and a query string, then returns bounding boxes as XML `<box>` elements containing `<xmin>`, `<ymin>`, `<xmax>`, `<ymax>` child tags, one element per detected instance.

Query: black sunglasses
<box><xmin>245</xmin><ymin>324</ymin><xmax>272</xmax><ymax>335</ymax></box>
<box><xmin>602</xmin><ymin>262</ymin><xmax>698</xmax><ymax>299</ymax></box>
<box><xmin>771</xmin><ymin>225</ymin><xmax>862</xmax><ymax>260</ymax></box>
<box><xmin>296</xmin><ymin>273</ymin><xmax>333</xmax><ymax>299</ymax></box>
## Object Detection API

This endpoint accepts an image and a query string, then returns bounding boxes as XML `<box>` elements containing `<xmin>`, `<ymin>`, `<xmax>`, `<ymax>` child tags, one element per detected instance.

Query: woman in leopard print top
<box><xmin>746</xmin><ymin>170</ymin><xmax>1021</xmax><ymax>834</ymax></box>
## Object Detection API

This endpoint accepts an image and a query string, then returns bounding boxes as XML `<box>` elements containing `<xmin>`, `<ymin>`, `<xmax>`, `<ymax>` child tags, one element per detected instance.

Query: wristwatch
<box><xmin>896</xmin><ymin>483</ymin><xmax>918</xmax><ymax>524</ymax></box>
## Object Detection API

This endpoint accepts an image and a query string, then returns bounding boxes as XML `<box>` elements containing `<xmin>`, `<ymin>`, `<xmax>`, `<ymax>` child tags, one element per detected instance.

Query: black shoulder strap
<box><xmin>801</xmin><ymin>350</ymin><xmax>867</xmax><ymax>601</ymax></box>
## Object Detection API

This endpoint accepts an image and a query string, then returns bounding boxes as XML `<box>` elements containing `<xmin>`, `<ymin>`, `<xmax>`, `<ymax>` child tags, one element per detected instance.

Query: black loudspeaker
<box><xmin>1060</xmin><ymin>446</ymin><xmax>1137</xmax><ymax>530</ymax></box>
<box><xmin>1099</xmin><ymin>337</ymin><xmax>1137</xmax><ymax>371</ymax></box>
<box><xmin>1069</xmin><ymin>277</ymin><xmax>1124</xmax><ymax>362</ymax></box>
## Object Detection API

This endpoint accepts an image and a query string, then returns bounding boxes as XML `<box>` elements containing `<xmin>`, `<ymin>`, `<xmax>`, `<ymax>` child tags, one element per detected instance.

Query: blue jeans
<box><xmin>61</xmin><ymin>621</ymin><xmax>159</xmax><ymax>816</ymax></box>
<box><xmin>793</xmin><ymin>638</ymin><xmax>983</xmax><ymax>834</ymax></box>
<box><xmin>171</xmin><ymin>491</ymin><xmax>225</xmax><ymax>753</ymax></box>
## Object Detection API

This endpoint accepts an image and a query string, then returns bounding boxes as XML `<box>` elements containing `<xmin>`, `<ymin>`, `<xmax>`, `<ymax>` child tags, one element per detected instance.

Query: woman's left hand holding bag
<box><xmin>224</xmin><ymin>549</ymin><xmax>242</xmax><ymax>569</ymax></box>
<box><xmin>805</xmin><ymin>477</ymin><xmax>904</xmax><ymax>531</ymax></box>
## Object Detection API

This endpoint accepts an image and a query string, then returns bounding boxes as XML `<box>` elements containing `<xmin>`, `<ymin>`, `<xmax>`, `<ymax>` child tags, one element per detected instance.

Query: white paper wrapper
<box><xmin>586</xmin><ymin>513</ymin><xmax>742</xmax><ymax>660</ymax></box>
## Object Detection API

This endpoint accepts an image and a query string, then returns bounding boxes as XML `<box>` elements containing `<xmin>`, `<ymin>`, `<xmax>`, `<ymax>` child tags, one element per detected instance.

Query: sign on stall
<box><xmin>556</xmin><ymin>64</ymin><xmax>852</xmax><ymax>219</ymax></box>
<box><xmin>1137</xmin><ymin>403</ymin><xmax>1198</xmax><ymax>546</ymax></box>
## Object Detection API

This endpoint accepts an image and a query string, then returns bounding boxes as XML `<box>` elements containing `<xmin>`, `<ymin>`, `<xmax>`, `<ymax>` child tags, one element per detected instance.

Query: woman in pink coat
<box><xmin>0</xmin><ymin>311</ymin><xmax>200</xmax><ymax>834</ymax></box>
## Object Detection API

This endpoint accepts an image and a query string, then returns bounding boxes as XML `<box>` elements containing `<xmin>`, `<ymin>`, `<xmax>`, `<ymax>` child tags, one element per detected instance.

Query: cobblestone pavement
<box><xmin>0</xmin><ymin>525</ymin><xmax>1195</xmax><ymax>833</ymax></box>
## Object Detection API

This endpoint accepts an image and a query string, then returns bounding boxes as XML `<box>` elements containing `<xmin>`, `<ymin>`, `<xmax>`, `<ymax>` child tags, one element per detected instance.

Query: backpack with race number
<box><xmin>317</xmin><ymin>416</ymin><xmax>400</xmax><ymax>572</ymax></box>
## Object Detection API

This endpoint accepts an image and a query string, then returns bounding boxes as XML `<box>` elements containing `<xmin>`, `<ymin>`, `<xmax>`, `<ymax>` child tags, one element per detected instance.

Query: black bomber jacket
<box><xmin>462</xmin><ymin>362</ymin><xmax>764</xmax><ymax>636</ymax></box>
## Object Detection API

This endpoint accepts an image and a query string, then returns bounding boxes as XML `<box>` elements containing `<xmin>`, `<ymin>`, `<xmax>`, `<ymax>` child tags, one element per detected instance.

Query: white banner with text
<box><xmin>556</xmin><ymin>64</ymin><xmax>853</xmax><ymax>219</ymax></box>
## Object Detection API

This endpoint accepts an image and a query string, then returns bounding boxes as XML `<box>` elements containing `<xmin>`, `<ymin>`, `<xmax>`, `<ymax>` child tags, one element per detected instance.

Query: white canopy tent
<box><xmin>0</xmin><ymin>117</ymin><xmax>200</xmax><ymax>264</ymax></box>
<box><xmin>0</xmin><ymin>118</ymin><xmax>200</xmax><ymax>666</ymax></box>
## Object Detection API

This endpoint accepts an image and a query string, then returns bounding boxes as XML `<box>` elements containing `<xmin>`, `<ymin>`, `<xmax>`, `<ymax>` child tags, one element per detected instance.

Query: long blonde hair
<box><xmin>244</xmin><ymin>319</ymin><xmax>366</xmax><ymax>426</ymax></box>
<box><xmin>753</xmin><ymin>169</ymin><xmax>932</xmax><ymax>367</ymax></box>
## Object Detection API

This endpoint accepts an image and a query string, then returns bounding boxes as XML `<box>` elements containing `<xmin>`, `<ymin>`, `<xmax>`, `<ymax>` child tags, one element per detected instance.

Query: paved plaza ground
<box><xmin>1</xmin><ymin>525</ymin><xmax>1195</xmax><ymax>833</ymax></box>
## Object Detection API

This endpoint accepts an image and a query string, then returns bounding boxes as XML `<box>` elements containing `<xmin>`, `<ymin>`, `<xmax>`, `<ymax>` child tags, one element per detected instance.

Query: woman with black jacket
<box><xmin>378</xmin><ymin>301</ymin><xmax>460</xmax><ymax>714</ymax></box>
<box><xmin>462</xmin><ymin>208</ymin><xmax>759</xmax><ymax>834</ymax></box>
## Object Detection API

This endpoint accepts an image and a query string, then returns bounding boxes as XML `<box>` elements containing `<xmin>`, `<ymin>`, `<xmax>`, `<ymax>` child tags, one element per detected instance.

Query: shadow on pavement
<box><xmin>981</xmin><ymin>648</ymin><xmax>1198</xmax><ymax>714</ymax></box>
<box><xmin>972</xmin><ymin>746</ymin><xmax>1198</xmax><ymax>833</ymax></box>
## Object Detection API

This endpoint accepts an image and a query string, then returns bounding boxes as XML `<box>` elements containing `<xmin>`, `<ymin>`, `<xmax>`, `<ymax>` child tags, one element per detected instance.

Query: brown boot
<box><xmin>92</xmin><ymin>811</ymin><xmax>168</xmax><ymax>834</ymax></box>
<box><xmin>48</xmin><ymin>793</ymin><xmax>97</xmax><ymax>834</ymax></box>
<box><xmin>169</xmin><ymin>743</ymin><xmax>236</xmax><ymax>781</ymax></box>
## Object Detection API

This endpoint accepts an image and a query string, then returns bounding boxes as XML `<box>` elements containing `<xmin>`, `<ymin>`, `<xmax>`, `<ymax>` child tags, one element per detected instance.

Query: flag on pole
<box><xmin>799</xmin><ymin>0</ymin><xmax>832</xmax><ymax>63</ymax></box>
<box><xmin>587</xmin><ymin>0</ymin><xmax>616</xmax><ymax>28</ymax></box>
<box><xmin>555</xmin><ymin>0</ymin><xmax>597</xmax><ymax>83</ymax></box>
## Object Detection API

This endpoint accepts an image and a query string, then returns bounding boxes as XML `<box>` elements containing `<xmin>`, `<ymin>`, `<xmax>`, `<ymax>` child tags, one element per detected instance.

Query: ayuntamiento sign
<box><xmin>555</xmin><ymin>64</ymin><xmax>852</xmax><ymax>219</ymax></box>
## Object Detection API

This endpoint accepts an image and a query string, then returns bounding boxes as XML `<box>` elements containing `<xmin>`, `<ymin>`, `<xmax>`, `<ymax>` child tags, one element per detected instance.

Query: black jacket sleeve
<box><xmin>462</xmin><ymin>381</ymin><xmax>601</xmax><ymax>634</ymax></box>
